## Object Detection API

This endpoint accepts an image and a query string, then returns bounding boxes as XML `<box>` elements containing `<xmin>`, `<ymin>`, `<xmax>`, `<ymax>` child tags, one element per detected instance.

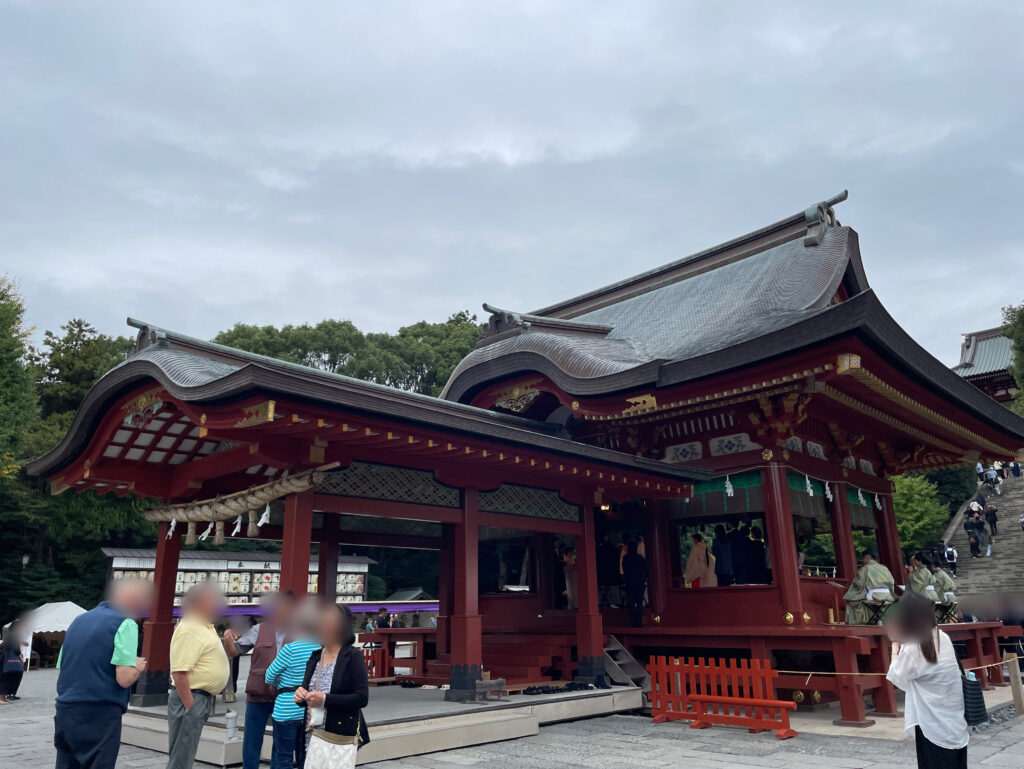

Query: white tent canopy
<box><xmin>21</xmin><ymin>601</ymin><xmax>87</xmax><ymax>634</ymax></box>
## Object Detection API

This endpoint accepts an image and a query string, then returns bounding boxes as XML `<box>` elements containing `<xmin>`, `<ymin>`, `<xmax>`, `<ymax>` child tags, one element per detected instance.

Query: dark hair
<box><xmin>750</xmin><ymin>526</ymin><xmax>763</xmax><ymax>540</ymax></box>
<box><xmin>714</xmin><ymin>524</ymin><xmax>726</xmax><ymax>539</ymax></box>
<box><xmin>627</xmin><ymin>540</ymin><xmax>639</xmax><ymax>555</ymax></box>
<box><xmin>892</xmin><ymin>593</ymin><xmax>938</xmax><ymax>664</ymax></box>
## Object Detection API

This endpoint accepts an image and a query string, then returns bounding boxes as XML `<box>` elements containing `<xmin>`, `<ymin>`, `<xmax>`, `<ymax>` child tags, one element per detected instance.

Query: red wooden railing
<box><xmin>362</xmin><ymin>645</ymin><xmax>390</xmax><ymax>679</ymax></box>
<box><xmin>646</xmin><ymin>656</ymin><xmax>797</xmax><ymax>739</ymax></box>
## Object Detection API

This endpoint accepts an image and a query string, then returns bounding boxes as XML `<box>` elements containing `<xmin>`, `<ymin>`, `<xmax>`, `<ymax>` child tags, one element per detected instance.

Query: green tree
<box><xmin>214</xmin><ymin>320</ymin><xmax>368</xmax><ymax>375</ymax></box>
<box><xmin>214</xmin><ymin>311</ymin><xmax>481</xmax><ymax>396</ymax></box>
<box><xmin>31</xmin><ymin>319</ymin><xmax>133</xmax><ymax>419</ymax></box>
<box><xmin>891</xmin><ymin>474</ymin><xmax>950</xmax><ymax>551</ymax></box>
<box><xmin>1003</xmin><ymin>302</ymin><xmax>1024</xmax><ymax>417</ymax></box>
<box><xmin>0</xmin><ymin>277</ymin><xmax>38</xmax><ymax>475</ymax></box>
<box><xmin>920</xmin><ymin>466</ymin><xmax>977</xmax><ymax>514</ymax></box>
<box><xmin>362</xmin><ymin>311</ymin><xmax>482</xmax><ymax>395</ymax></box>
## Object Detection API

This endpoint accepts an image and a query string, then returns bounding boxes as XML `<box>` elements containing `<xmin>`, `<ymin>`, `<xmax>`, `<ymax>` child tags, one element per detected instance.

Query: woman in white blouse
<box><xmin>886</xmin><ymin>593</ymin><xmax>968</xmax><ymax>769</ymax></box>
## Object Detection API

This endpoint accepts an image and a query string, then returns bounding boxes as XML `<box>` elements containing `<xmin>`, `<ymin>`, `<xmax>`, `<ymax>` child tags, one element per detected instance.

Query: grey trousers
<box><xmin>167</xmin><ymin>689</ymin><xmax>214</xmax><ymax>769</ymax></box>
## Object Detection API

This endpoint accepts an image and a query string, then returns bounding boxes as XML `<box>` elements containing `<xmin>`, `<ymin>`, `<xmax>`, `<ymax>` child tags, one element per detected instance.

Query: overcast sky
<box><xmin>2</xmin><ymin>2</ymin><xmax>1022</xmax><ymax>366</ymax></box>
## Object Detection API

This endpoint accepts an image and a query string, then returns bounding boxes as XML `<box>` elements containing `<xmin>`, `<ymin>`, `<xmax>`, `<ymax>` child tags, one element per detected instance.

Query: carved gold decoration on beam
<box><xmin>234</xmin><ymin>400</ymin><xmax>276</xmax><ymax>428</ymax></box>
<box><xmin>835</xmin><ymin>355</ymin><xmax>1012</xmax><ymax>456</ymax></box>
<box><xmin>121</xmin><ymin>385</ymin><xmax>165</xmax><ymax>416</ymax></box>
<box><xmin>584</xmin><ymin>364</ymin><xmax>832</xmax><ymax>423</ymax></box>
<box><xmin>623</xmin><ymin>393</ymin><xmax>658</xmax><ymax>414</ymax></box>
<box><xmin>491</xmin><ymin>378</ymin><xmax>544</xmax><ymax>413</ymax></box>
<box><xmin>821</xmin><ymin>385</ymin><xmax>965</xmax><ymax>455</ymax></box>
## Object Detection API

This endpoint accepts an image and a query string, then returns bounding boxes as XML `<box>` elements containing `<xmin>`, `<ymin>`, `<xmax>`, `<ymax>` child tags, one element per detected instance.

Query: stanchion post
<box><xmin>1006</xmin><ymin>654</ymin><xmax>1024</xmax><ymax>717</ymax></box>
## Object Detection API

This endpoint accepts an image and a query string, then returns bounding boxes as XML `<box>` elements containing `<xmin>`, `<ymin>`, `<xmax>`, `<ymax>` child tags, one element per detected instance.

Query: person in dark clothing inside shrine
<box><xmin>621</xmin><ymin>540</ymin><xmax>648</xmax><ymax>627</ymax></box>
<box><xmin>726</xmin><ymin>521</ymin><xmax>748</xmax><ymax>584</ymax></box>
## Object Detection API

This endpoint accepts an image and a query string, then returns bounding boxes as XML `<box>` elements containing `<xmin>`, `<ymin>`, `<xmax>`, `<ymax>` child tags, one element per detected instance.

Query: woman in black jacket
<box><xmin>294</xmin><ymin>603</ymin><xmax>369</xmax><ymax>769</ymax></box>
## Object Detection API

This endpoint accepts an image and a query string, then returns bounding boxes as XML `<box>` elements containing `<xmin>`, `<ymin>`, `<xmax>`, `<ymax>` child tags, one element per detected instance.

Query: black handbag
<box><xmin>957</xmin><ymin>657</ymin><xmax>988</xmax><ymax>726</ymax></box>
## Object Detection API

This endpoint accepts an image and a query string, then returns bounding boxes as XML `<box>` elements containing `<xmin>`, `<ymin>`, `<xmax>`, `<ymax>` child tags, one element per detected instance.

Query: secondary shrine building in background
<box><xmin>28</xmin><ymin>191</ymin><xmax>1024</xmax><ymax>723</ymax></box>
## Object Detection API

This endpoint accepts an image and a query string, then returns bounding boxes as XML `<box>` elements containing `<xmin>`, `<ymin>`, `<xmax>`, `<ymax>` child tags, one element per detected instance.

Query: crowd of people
<box><xmin>51</xmin><ymin>581</ymin><xmax>369</xmax><ymax>769</ymax></box>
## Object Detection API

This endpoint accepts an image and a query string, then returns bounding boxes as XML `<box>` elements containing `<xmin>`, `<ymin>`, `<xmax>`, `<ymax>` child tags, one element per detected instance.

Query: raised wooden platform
<box><xmin>120</xmin><ymin>682</ymin><xmax>643</xmax><ymax>766</ymax></box>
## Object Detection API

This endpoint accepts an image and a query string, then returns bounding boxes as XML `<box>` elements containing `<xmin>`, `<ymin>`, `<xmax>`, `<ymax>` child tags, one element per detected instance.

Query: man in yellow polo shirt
<box><xmin>168</xmin><ymin>582</ymin><xmax>230</xmax><ymax>769</ymax></box>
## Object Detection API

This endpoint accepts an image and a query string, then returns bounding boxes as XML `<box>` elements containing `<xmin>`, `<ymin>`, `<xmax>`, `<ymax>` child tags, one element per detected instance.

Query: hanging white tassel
<box><xmin>875</xmin><ymin>493</ymin><xmax>883</xmax><ymax>511</ymax></box>
<box><xmin>857</xmin><ymin>488</ymin><xmax>866</xmax><ymax>507</ymax></box>
<box><xmin>257</xmin><ymin>504</ymin><xmax>271</xmax><ymax>528</ymax></box>
<box><xmin>231</xmin><ymin>515</ymin><xmax>242</xmax><ymax>537</ymax></box>
<box><xmin>167</xmin><ymin>518</ymin><xmax>177</xmax><ymax>539</ymax></box>
<box><xmin>197</xmin><ymin>521</ymin><xmax>214</xmax><ymax>542</ymax></box>
<box><xmin>805</xmin><ymin>474</ymin><xmax>814</xmax><ymax>497</ymax></box>
<box><xmin>724</xmin><ymin>475</ymin><xmax>734</xmax><ymax>497</ymax></box>
<box><xmin>824</xmin><ymin>482</ymin><xmax>833</xmax><ymax>502</ymax></box>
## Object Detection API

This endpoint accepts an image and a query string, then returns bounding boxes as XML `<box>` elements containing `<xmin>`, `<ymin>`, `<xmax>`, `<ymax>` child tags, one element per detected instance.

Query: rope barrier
<box><xmin>775</xmin><ymin>655</ymin><xmax>1019</xmax><ymax>686</ymax></box>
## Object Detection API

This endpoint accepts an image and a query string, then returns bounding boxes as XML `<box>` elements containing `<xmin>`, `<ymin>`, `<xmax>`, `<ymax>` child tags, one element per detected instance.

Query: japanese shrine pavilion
<box><xmin>27</xmin><ymin>191</ymin><xmax>1024</xmax><ymax>727</ymax></box>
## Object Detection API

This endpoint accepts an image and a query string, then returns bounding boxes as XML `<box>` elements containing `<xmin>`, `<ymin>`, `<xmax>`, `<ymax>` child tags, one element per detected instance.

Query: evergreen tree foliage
<box><xmin>891</xmin><ymin>474</ymin><xmax>950</xmax><ymax>551</ymax></box>
<box><xmin>0</xmin><ymin>277</ymin><xmax>38</xmax><ymax>475</ymax></box>
<box><xmin>920</xmin><ymin>466</ymin><xmax>977</xmax><ymax>514</ymax></box>
<box><xmin>1003</xmin><ymin>302</ymin><xmax>1024</xmax><ymax>417</ymax></box>
<box><xmin>215</xmin><ymin>311</ymin><xmax>480</xmax><ymax>396</ymax></box>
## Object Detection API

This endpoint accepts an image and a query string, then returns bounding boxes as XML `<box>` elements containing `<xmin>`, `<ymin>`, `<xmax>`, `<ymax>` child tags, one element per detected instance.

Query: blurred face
<box><xmin>190</xmin><ymin>585</ymin><xmax>225</xmax><ymax>621</ymax></box>
<box><xmin>110</xmin><ymin>578</ymin><xmax>154</xmax><ymax>619</ymax></box>
<box><xmin>270</xmin><ymin>595</ymin><xmax>296</xmax><ymax>626</ymax></box>
<box><xmin>317</xmin><ymin>605</ymin><xmax>344</xmax><ymax>646</ymax></box>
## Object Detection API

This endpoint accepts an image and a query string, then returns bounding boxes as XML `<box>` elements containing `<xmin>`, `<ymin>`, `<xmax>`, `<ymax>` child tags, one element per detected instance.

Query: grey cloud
<box><xmin>1</xmin><ymin>1</ymin><xmax>1022</xmax><ymax>366</ymax></box>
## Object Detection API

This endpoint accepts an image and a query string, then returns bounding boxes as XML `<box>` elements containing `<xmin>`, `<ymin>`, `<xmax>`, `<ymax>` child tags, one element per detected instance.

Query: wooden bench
<box><xmin>646</xmin><ymin>656</ymin><xmax>797</xmax><ymax>739</ymax></box>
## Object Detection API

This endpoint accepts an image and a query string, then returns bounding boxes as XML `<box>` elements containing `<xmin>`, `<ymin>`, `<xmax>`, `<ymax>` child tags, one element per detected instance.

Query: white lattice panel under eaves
<box><xmin>316</xmin><ymin>462</ymin><xmax>460</xmax><ymax>508</ymax></box>
<box><xmin>478</xmin><ymin>484</ymin><xmax>580</xmax><ymax>522</ymax></box>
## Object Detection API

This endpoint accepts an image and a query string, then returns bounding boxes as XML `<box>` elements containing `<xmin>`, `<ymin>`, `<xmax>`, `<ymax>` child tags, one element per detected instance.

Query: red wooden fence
<box><xmin>646</xmin><ymin>656</ymin><xmax>797</xmax><ymax>739</ymax></box>
<box><xmin>362</xmin><ymin>645</ymin><xmax>390</xmax><ymax>679</ymax></box>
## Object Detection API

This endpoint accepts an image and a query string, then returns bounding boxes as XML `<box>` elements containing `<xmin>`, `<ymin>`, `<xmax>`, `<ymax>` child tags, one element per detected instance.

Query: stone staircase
<box><xmin>945</xmin><ymin>477</ymin><xmax>1024</xmax><ymax>597</ymax></box>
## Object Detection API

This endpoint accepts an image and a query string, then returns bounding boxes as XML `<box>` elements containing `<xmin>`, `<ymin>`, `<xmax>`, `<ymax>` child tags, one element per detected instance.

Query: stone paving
<box><xmin>3</xmin><ymin>666</ymin><xmax>1022</xmax><ymax>768</ymax></box>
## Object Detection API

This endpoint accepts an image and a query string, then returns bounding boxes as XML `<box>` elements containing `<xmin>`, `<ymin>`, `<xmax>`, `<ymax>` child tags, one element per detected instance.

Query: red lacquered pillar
<box><xmin>446</xmin><ymin>487</ymin><xmax>482</xmax><ymax>701</ymax></box>
<box><xmin>764</xmin><ymin>463</ymin><xmax>804</xmax><ymax>621</ymax></box>
<box><xmin>575</xmin><ymin>500</ymin><xmax>606</xmax><ymax>685</ymax></box>
<box><xmin>134</xmin><ymin>520</ymin><xmax>180</xmax><ymax>706</ymax></box>
<box><xmin>280</xmin><ymin>490</ymin><xmax>314</xmax><ymax>597</ymax></box>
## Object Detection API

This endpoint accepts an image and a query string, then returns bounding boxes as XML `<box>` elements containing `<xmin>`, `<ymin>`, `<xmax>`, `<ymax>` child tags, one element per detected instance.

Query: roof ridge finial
<box><xmin>126</xmin><ymin>317</ymin><xmax>166</xmax><ymax>357</ymax></box>
<box><xmin>804</xmin><ymin>189</ymin><xmax>848</xmax><ymax>246</ymax></box>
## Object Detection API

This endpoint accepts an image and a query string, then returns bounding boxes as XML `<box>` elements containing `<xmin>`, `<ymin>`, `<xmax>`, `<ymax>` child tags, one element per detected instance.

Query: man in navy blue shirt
<box><xmin>54</xmin><ymin>579</ymin><xmax>152</xmax><ymax>769</ymax></box>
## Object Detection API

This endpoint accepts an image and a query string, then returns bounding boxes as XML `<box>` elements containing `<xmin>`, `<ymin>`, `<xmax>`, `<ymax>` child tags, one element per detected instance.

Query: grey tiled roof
<box><xmin>573</xmin><ymin>225</ymin><xmax>849</xmax><ymax>364</ymax></box>
<box><xmin>953</xmin><ymin>328</ymin><xmax>1014</xmax><ymax>378</ymax></box>
<box><xmin>446</xmin><ymin>223</ymin><xmax>850</xmax><ymax>391</ymax></box>
<box><xmin>116</xmin><ymin>346</ymin><xmax>242</xmax><ymax>387</ymax></box>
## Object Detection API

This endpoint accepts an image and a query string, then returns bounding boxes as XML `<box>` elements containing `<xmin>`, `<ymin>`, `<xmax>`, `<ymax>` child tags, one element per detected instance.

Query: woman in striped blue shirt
<box><xmin>265</xmin><ymin>607</ymin><xmax>320</xmax><ymax>769</ymax></box>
